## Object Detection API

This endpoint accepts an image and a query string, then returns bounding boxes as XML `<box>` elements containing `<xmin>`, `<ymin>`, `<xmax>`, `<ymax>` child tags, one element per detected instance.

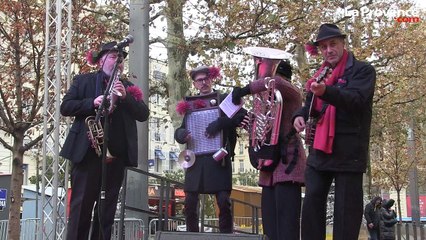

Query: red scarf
<box><xmin>305</xmin><ymin>50</ymin><xmax>349</xmax><ymax>153</ymax></box>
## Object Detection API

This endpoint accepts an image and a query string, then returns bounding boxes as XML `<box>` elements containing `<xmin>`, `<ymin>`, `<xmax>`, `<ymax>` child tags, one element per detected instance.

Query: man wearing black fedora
<box><xmin>60</xmin><ymin>41</ymin><xmax>149</xmax><ymax>239</ymax></box>
<box><xmin>293</xmin><ymin>23</ymin><xmax>376</xmax><ymax>239</ymax></box>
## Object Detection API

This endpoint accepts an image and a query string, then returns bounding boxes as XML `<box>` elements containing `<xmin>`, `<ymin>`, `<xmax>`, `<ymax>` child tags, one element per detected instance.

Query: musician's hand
<box><xmin>205</xmin><ymin>117</ymin><xmax>232</xmax><ymax>138</ymax></box>
<box><xmin>232</xmin><ymin>85</ymin><xmax>251</xmax><ymax>105</ymax></box>
<box><xmin>310</xmin><ymin>82</ymin><xmax>326</xmax><ymax>96</ymax></box>
<box><xmin>175</xmin><ymin>129</ymin><xmax>191</xmax><ymax>143</ymax></box>
<box><xmin>114</xmin><ymin>80</ymin><xmax>127</xmax><ymax>99</ymax></box>
<box><xmin>184</xmin><ymin>133</ymin><xmax>191</xmax><ymax>142</ymax></box>
<box><xmin>93</xmin><ymin>95</ymin><xmax>104</xmax><ymax>108</ymax></box>
<box><xmin>293</xmin><ymin>116</ymin><xmax>306</xmax><ymax>132</ymax></box>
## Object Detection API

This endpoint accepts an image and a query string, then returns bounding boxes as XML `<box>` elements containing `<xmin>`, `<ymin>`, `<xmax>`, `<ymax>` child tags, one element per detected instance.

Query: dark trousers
<box><xmin>66</xmin><ymin>150</ymin><xmax>125</xmax><ymax>240</ymax></box>
<box><xmin>301</xmin><ymin>166</ymin><xmax>364</xmax><ymax>240</ymax></box>
<box><xmin>368</xmin><ymin>228</ymin><xmax>379</xmax><ymax>240</ymax></box>
<box><xmin>261</xmin><ymin>182</ymin><xmax>302</xmax><ymax>240</ymax></box>
<box><xmin>184</xmin><ymin>191</ymin><xmax>233</xmax><ymax>233</ymax></box>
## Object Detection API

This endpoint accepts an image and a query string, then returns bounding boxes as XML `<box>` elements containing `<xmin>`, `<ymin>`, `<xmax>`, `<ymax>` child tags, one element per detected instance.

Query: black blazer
<box><xmin>59</xmin><ymin>71</ymin><xmax>149</xmax><ymax>167</ymax></box>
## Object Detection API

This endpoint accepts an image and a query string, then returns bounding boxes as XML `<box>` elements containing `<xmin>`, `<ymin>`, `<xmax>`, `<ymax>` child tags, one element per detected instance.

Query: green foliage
<box><xmin>28</xmin><ymin>155</ymin><xmax>67</xmax><ymax>187</ymax></box>
<box><xmin>236</xmin><ymin>170</ymin><xmax>258</xmax><ymax>186</ymax></box>
<box><xmin>163</xmin><ymin>169</ymin><xmax>185</xmax><ymax>183</ymax></box>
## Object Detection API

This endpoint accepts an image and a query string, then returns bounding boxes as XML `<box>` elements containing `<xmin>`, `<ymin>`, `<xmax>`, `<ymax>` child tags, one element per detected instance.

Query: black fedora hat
<box><xmin>92</xmin><ymin>41</ymin><xmax>128</xmax><ymax>63</ymax></box>
<box><xmin>314</xmin><ymin>23</ymin><xmax>346</xmax><ymax>45</ymax></box>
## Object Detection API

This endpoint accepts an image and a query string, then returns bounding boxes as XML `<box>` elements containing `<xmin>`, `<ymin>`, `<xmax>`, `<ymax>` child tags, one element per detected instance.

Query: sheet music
<box><xmin>219</xmin><ymin>90</ymin><xmax>244</xmax><ymax>118</ymax></box>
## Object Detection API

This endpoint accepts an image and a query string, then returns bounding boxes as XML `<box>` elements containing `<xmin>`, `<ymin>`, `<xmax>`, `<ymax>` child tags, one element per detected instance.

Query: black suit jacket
<box><xmin>59</xmin><ymin>71</ymin><xmax>149</xmax><ymax>167</ymax></box>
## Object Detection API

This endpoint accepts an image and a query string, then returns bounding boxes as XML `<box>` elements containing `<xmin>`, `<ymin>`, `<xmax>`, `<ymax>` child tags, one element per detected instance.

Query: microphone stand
<box><xmin>94</xmin><ymin>48</ymin><xmax>124</xmax><ymax>240</ymax></box>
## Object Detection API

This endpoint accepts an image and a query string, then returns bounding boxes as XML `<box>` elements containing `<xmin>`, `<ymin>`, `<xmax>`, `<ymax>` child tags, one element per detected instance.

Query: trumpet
<box><xmin>85</xmin><ymin>70</ymin><xmax>123</xmax><ymax>157</ymax></box>
<box><xmin>86</xmin><ymin>116</ymin><xmax>104</xmax><ymax>156</ymax></box>
<box><xmin>85</xmin><ymin>116</ymin><xmax>116</xmax><ymax>158</ymax></box>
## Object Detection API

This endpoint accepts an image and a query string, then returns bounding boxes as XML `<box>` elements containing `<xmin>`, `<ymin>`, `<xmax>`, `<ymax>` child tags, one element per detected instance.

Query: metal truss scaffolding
<box><xmin>40</xmin><ymin>0</ymin><xmax>72</xmax><ymax>239</ymax></box>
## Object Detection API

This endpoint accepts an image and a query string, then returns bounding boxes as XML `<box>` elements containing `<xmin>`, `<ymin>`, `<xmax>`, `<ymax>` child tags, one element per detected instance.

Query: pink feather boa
<box><xmin>126</xmin><ymin>85</ymin><xmax>143</xmax><ymax>101</ymax></box>
<box><xmin>176</xmin><ymin>98</ymin><xmax>208</xmax><ymax>115</ymax></box>
<box><xmin>176</xmin><ymin>100</ymin><xmax>190</xmax><ymax>115</ymax></box>
<box><xmin>207</xmin><ymin>66</ymin><xmax>221</xmax><ymax>80</ymax></box>
<box><xmin>85</xmin><ymin>50</ymin><xmax>97</xmax><ymax>66</ymax></box>
<box><xmin>305</xmin><ymin>42</ymin><xmax>319</xmax><ymax>56</ymax></box>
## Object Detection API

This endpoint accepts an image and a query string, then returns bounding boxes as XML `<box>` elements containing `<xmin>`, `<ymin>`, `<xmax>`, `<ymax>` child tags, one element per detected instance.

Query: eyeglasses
<box><xmin>193</xmin><ymin>77</ymin><xmax>211</xmax><ymax>83</ymax></box>
<box><xmin>194</xmin><ymin>77</ymin><xmax>211</xmax><ymax>83</ymax></box>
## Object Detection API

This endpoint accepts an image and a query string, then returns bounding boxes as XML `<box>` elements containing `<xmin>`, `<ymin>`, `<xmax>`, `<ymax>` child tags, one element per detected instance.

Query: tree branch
<box><xmin>81</xmin><ymin>7</ymin><xmax>129</xmax><ymax>25</ymax></box>
<box><xmin>393</xmin><ymin>93</ymin><xmax>426</xmax><ymax>105</ymax></box>
<box><xmin>0</xmin><ymin>135</ymin><xmax>13</xmax><ymax>151</ymax></box>
<box><xmin>0</xmin><ymin>87</ymin><xmax>14</xmax><ymax>130</ymax></box>
<box><xmin>22</xmin><ymin>126</ymin><xmax>52</xmax><ymax>152</ymax></box>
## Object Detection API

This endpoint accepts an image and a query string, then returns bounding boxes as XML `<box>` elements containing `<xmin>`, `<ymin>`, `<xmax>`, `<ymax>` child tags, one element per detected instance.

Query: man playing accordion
<box><xmin>174</xmin><ymin>65</ymin><xmax>246</xmax><ymax>233</ymax></box>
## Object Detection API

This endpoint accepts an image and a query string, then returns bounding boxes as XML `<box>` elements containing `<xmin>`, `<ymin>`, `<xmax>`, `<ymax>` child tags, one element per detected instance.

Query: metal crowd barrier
<box><xmin>111</xmin><ymin>218</ymin><xmax>144</xmax><ymax>240</ymax></box>
<box><xmin>148</xmin><ymin>218</ymin><xmax>186</xmax><ymax>238</ymax></box>
<box><xmin>0</xmin><ymin>218</ymin><xmax>143</xmax><ymax>240</ymax></box>
<box><xmin>0</xmin><ymin>218</ymin><xmax>41</xmax><ymax>240</ymax></box>
<box><xmin>396</xmin><ymin>222</ymin><xmax>426</xmax><ymax>240</ymax></box>
<box><xmin>121</xmin><ymin>167</ymin><xmax>264</xmax><ymax>239</ymax></box>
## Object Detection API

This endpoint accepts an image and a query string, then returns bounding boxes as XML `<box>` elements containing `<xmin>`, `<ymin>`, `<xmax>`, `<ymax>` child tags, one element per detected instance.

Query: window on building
<box><xmin>148</xmin><ymin>159</ymin><xmax>155</xmax><ymax>171</ymax></box>
<box><xmin>153</xmin><ymin>70</ymin><xmax>166</xmax><ymax>81</ymax></box>
<box><xmin>239</xmin><ymin>159</ymin><xmax>244</xmax><ymax>173</ymax></box>
<box><xmin>22</xmin><ymin>164</ymin><xmax>28</xmax><ymax>185</ymax></box>
<box><xmin>155</xmin><ymin>150</ymin><xmax>165</xmax><ymax>172</ymax></box>
<box><xmin>169</xmin><ymin>152</ymin><xmax>178</xmax><ymax>171</ymax></box>
<box><xmin>239</xmin><ymin>143</ymin><xmax>244</xmax><ymax>155</ymax></box>
<box><xmin>156</xmin><ymin>118</ymin><xmax>160</xmax><ymax>128</ymax></box>
<box><xmin>154</xmin><ymin>132</ymin><xmax>161</xmax><ymax>141</ymax></box>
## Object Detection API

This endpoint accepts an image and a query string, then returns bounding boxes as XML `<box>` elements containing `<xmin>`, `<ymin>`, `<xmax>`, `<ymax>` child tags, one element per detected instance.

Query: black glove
<box><xmin>174</xmin><ymin>129</ymin><xmax>190</xmax><ymax>144</ymax></box>
<box><xmin>255</xmin><ymin>145</ymin><xmax>281</xmax><ymax>160</ymax></box>
<box><xmin>232</xmin><ymin>85</ymin><xmax>251</xmax><ymax>105</ymax></box>
<box><xmin>248</xmin><ymin>145</ymin><xmax>281</xmax><ymax>172</ymax></box>
<box><xmin>205</xmin><ymin>117</ymin><xmax>233</xmax><ymax>136</ymax></box>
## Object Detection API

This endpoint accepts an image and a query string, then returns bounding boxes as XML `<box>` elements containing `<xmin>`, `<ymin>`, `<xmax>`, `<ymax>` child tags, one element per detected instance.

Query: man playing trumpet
<box><xmin>60</xmin><ymin>41</ymin><xmax>149</xmax><ymax>240</ymax></box>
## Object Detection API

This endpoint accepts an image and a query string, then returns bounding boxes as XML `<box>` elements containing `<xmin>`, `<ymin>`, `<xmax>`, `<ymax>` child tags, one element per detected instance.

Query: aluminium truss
<box><xmin>40</xmin><ymin>0</ymin><xmax>72</xmax><ymax>239</ymax></box>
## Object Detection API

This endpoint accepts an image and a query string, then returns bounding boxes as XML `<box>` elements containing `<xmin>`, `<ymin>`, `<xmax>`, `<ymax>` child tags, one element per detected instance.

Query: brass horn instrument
<box><xmin>85</xmin><ymin>70</ymin><xmax>122</xmax><ymax>157</ymax></box>
<box><xmin>243</xmin><ymin>47</ymin><xmax>288</xmax><ymax>152</ymax></box>
<box><xmin>108</xmin><ymin>69</ymin><xmax>122</xmax><ymax>113</ymax></box>
<box><xmin>86</xmin><ymin>116</ymin><xmax>104</xmax><ymax>156</ymax></box>
<box><xmin>85</xmin><ymin>115</ymin><xmax>115</xmax><ymax>158</ymax></box>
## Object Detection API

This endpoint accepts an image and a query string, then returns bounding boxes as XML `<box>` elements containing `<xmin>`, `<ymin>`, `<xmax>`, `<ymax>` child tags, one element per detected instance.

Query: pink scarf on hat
<box><xmin>305</xmin><ymin>50</ymin><xmax>348</xmax><ymax>154</ymax></box>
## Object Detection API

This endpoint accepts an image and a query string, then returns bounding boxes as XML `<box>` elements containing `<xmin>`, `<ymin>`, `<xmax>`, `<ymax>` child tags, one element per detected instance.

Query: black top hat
<box><xmin>189</xmin><ymin>66</ymin><xmax>210</xmax><ymax>80</ymax></box>
<box><xmin>314</xmin><ymin>24</ymin><xmax>346</xmax><ymax>45</ymax></box>
<box><xmin>276</xmin><ymin>60</ymin><xmax>292</xmax><ymax>80</ymax></box>
<box><xmin>93</xmin><ymin>41</ymin><xmax>128</xmax><ymax>63</ymax></box>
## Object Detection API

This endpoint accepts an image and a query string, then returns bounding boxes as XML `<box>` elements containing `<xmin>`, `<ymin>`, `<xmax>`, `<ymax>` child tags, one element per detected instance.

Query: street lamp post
<box><xmin>407</xmin><ymin>120</ymin><xmax>420</xmax><ymax>225</ymax></box>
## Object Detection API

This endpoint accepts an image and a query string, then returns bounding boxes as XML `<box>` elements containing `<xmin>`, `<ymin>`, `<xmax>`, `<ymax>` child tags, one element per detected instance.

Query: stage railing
<box><xmin>119</xmin><ymin>167</ymin><xmax>263</xmax><ymax>239</ymax></box>
<box><xmin>0</xmin><ymin>218</ymin><xmax>143</xmax><ymax>240</ymax></box>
